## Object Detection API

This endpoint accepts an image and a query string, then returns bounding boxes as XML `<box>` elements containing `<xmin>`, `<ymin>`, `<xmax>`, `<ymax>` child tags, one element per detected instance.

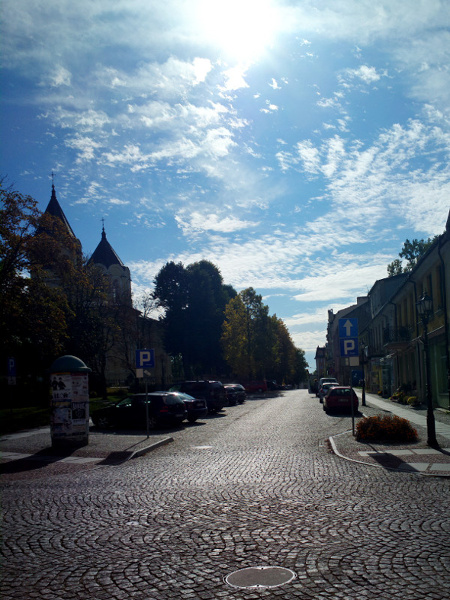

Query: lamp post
<box><xmin>416</xmin><ymin>293</ymin><xmax>438</xmax><ymax>447</ymax></box>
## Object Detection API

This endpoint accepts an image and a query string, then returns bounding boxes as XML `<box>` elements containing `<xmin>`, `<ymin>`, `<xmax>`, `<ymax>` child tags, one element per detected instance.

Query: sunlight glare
<box><xmin>197</xmin><ymin>0</ymin><xmax>280</xmax><ymax>62</ymax></box>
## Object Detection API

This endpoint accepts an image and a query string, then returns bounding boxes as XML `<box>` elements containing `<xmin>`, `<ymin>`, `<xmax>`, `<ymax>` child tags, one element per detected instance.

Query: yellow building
<box><xmin>383</xmin><ymin>214</ymin><xmax>450</xmax><ymax>409</ymax></box>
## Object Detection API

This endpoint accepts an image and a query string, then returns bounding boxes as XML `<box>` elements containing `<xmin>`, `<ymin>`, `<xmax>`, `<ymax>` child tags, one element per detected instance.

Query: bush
<box><xmin>407</xmin><ymin>396</ymin><xmax>419</xmax><ymax>406</ymax></box>
<box><xmin>356</xmin><ymin>415</ymin><xmax>418</xmax><ymax>443</ymax></box>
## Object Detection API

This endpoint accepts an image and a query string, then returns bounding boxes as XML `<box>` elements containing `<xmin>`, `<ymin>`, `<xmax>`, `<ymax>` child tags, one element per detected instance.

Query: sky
<box><xmin>1</xmin><ymin>0</ymin><xmax>450</xmax><ymax>368</ymax></box>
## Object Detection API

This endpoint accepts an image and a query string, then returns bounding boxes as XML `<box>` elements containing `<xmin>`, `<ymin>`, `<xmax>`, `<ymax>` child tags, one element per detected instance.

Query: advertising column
<box><xmin>50</xmin><ymin>355</ymin><xmax>91</xmax><ymax>448</ymax></box>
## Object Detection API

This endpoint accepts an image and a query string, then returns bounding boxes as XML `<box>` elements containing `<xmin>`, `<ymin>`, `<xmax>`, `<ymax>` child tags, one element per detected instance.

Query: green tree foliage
<box><xmin>152</xmin><ymin>260</ymin><xmax>236</xmax><ymax>377</ymax></box>
<box><xmin>387</xmin><ymin>237</ymin><xmax>438</xmax><ymax>276</ymax></box>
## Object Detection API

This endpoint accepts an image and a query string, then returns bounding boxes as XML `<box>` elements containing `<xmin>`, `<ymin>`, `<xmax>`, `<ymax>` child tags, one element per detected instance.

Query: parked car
<box><xmin>243</xmin><ymin>380</ymin><xmax>267</xmax><ymax>393</ymax></box>
<box><xmin>91</xmin><ymin>392</ymin><xmax>187</xmax><ymax>429</ymax></box>
<box><xmin>224</xmin><ymin>384</ymin><xmax>246</xmax><ymax>406</ymax></box>
<box><xmin>323</xmin><ymin>386</ymin><xmax>358</xmax><ymax>414</ymax></box>
<box><xmin>318</xmin><ymin>382</ymin><xmax>339</xmax><ymax>402</ymax></box>
<box><xmin>170</xmin><ymin>380</ymin><xmax>226</xmax><ymax>413</ymax></box>
<box><xmin>316</xmin><ymin>377</ymin><xmax>339</xmax><ymax>396</ymax></box>
<box><xmin>265</xmin><ymin>380</ymin><xmax>282</xmax><ymax>391</ymax></box>
<box><xmin>159</xmin><ymin>391</ymin><xmax>208</xmax><ymax>423</ymax></box>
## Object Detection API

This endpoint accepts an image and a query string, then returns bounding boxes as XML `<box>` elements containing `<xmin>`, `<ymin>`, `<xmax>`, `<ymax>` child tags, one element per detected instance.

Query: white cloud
<box><xmin>221</xmin><ymin>66</ymin><xmax>249</xmax><ymax>91</ymax></box>
<box><xmin>44</xmin><ymin>65</ymin><xmax>72</xmax><ymax>87</ymax></box>
<box><xmin>175</xmin><ymin>211</ymin><xmax>258</xmax><ymax>234</ymax></box>
<box><xmin>346</xmin><ymin>65</ymin><xmax>383</xmax><ymax>84</ymax></box>
<box><xmin>65</xmin><ymin>135</ymin><xmax>102</xmax><ymax>162</ymax></box>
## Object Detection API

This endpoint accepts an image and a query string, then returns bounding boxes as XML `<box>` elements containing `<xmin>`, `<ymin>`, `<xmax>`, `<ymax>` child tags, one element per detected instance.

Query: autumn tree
<box><xmin>222</xmin><ymin>288</ymin><xmax>273</xmax><ymax>380</ymax></box>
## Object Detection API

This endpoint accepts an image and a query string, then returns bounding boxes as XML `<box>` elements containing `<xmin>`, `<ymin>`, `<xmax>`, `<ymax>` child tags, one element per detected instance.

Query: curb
<box><xmin>128</xmin><ymin>436</ymin><xmax>174</xmax><ymax>460</ymax></box>
<box><xmin>328</xmin><ymin>434</ymin><xmax>450</xmax><ymax>478</ymax></box>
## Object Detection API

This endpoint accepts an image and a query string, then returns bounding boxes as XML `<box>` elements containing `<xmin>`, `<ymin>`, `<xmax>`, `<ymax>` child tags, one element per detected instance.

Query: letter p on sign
<box><xmin>340</xmin><ymin>338</ymin><xmax>358</xmax><ymax>357</ymax></box>
<box><xmin>136</xmin><ymin>349</ymin><xmax>155</xmax><ymax>368</ymax></box>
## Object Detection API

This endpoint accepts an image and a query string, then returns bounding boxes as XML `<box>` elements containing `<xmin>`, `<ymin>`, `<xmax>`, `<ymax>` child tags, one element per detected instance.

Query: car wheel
<box><xmin>188</xmin><ymin>416</ymin><xmax>197</xmax><ymax>423</ymax></box>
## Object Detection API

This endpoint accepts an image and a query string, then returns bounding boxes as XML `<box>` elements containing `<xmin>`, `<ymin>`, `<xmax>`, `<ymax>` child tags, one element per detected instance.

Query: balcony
<box><xmin>383</xmin><ymin>326</ymin><xmax>412</xmax><ymax>350</ymax></box>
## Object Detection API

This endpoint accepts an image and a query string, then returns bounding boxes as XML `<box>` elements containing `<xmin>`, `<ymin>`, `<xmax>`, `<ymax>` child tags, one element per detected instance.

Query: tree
<box><xmin>222</xmin><ymin>288</ymin><xmax>272</xmax><ymax>380</ymax></box>
<box><xmin>387</xmin><ymin>237</ymin><xmax>438</xmax><ymax>276</ymax></box>
<box><xmin>0</xmin><ymin>182</ymin><xmax>130</xmax><ymax>399</ymax></box>
<box><xmin>152</xmin><ymin>260</ymin><xmax>236</xmax><ymax>377</ymax></box>
<box><xmin>0</xmin><ymin>185</ymin><xmax>70</xmax><ymax>360</ymax></box>
<box><xmin>221</xmin><ymin>294</ymin><xmax>250</xmax><ymax>379</ymax></box>
<box><xmin>185</xmin><ymin>260</ymin><xmax>235</xmax><ymax>375</ymax></box>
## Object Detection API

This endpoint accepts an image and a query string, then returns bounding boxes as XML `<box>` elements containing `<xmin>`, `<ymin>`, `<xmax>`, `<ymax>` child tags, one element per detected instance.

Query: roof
<box><xmin>89</xmin><ymin>228</ymin><xmax>126</xmax><ymax>268</ymax></box>
<box><xmin>44</xmin><ymin>184</ymin><xmax>77</xmax><ymax>238</ymax></box>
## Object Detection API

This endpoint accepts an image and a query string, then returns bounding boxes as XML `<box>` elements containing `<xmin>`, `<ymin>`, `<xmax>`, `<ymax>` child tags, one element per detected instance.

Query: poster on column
<box><xmin>50</xmin><ymin>372</ymin><xmax>89</xmax><ymax>443</ymax></box>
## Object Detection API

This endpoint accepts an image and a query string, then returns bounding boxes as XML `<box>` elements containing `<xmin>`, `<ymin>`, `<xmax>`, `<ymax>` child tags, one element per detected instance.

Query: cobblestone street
<box><xmin>1</xmin><ymin>389</ymin><xmax>449</xmax><ymax>600</ymax></box>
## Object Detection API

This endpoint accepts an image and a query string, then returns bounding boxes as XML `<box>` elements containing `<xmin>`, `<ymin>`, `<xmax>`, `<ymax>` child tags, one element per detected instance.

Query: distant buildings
<box><xmin>317</xmin><ymin>211</ymin><xmax>450</xmax><ymax>410</ymax></box>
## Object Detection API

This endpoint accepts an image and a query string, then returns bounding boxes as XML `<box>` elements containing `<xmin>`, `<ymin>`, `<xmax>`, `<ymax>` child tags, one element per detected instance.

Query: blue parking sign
<box><xmin>340</xmin><ymin>338</ymin><xmax>359</xmax><ymax>357</ymax></box>
<box><xmin>339</xmin><ymin>318</ymin><xmax>358</xmax><ymax>338</ymax></box>
<box><xmin>136</xmin><ymin>349</ymin><xmax>155</xmax><ymax>368</ymax></box>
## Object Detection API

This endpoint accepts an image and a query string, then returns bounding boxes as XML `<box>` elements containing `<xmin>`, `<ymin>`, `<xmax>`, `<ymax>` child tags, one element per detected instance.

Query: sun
<box><xmin>196</xmin><ymin>0</ymin><xmax>281</xmax><ymax>62</ymax></box>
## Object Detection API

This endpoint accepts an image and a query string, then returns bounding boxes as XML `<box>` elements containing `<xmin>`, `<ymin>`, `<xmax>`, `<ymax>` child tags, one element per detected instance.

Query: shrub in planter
<box><xmin>356</xmin><ymin>415</ymin><xmax>418</xmax><ymax>443</ymax></box>
<box><xmin>407</xmin><ymin>396</ymin><xmax>419</xmax><ymax>407</ymax></box>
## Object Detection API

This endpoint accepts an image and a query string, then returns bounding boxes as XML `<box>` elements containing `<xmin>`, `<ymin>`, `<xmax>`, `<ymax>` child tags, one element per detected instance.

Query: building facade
<box><xmin>325</xmin><ymin>212</ymin><xmax>450</xmax><ymax>410</ymax></box>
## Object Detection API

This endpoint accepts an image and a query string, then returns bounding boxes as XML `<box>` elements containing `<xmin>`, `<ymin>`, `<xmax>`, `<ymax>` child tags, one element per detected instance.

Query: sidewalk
<box><xmin>0</xmin><ymin>426</ymin><xmax>173</xmax><ymax>468</ymax></box>
<box><xmin>329</xmin><ymin>392</ymin><xmax>450</xmax><ymax>477</ymax></box>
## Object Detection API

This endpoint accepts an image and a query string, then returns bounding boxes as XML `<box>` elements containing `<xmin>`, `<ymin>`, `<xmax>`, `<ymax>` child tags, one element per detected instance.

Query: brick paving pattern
<box><xmin>1</xmin><ymin>390</ymin><xmax>449</xmax><ymax>599</ymax></box>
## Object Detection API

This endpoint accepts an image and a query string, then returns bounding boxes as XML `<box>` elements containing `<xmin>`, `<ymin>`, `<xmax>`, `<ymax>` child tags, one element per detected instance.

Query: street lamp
<box><xmin>416</xmin><ymin>292</ymin><xmax>438</xmax><ymax>447</ymax></box>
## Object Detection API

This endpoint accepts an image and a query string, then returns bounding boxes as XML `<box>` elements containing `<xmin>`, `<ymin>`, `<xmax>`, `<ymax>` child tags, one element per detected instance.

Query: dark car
<box><xmin>91</xmin><ymin>392</ymin><xmax>187</xmax><ymax>429</ymax></box>
<box><xmin>157</xmin><ymin>391</ymin><xmax>208</xmax><ymax>423</ymax></box>
<box><xmin>265</xmin><ymin>380</ymin><xmax>282</xmax><ymax>391</ymax></box>
<box><xmin>171</xmin><ymin>380</ymin><xmax>226</xmax><ymax>413</ymax></box>
<box><xmin>323</xmin><ymin>386</ymin><xmax>358</xmax><ymax>414</ymax></box>
<box><xmin>224</xmin><ymin>384</ymin><xmax>246</xmax><ymax>406</ymax></box>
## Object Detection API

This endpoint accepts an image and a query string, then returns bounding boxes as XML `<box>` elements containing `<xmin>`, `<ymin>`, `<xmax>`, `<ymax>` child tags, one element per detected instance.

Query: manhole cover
<box><xmin>225</xmin><ymin>566</ymin><xmax>296</xmax><ymax>589</ymax></box>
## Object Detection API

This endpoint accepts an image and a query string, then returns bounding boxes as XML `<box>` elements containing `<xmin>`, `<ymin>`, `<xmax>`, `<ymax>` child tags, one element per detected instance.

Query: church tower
<box><xmin>44</xmin><ymin>182</ymin><xmax>78</xmax><ymax>240</ymax></box>
<box><xmin>89</xmin><ymin>225</ymin><xmax>132</xmax><ymax>307</ymax></box>
<box><xmin>34</xmin><ymin>183</ymin><xmax>82</xmax><ymax>287</ymax></box>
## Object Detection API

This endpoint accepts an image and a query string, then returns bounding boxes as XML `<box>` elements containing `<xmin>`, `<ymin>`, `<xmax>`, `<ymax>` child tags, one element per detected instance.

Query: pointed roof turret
<box><xmin>89</xmin><ymin>224</ymin><xmax>126</xmax><ymax>269</ymax></box>
<box><xmin>44</xmin><ymin>183</ymin><xmax>77</xmax><ymax>238</ymax></box>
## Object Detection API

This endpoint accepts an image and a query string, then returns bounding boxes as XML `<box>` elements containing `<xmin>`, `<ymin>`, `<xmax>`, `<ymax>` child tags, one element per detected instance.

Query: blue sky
<box><xmin>1</xmin><ymin>0</ymin><xmax>449</xmax><ymax>368</ymax></box>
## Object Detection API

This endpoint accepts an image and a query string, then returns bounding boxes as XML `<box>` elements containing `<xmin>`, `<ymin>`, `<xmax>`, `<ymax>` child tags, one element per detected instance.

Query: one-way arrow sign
<box><xmin>339</xmin><ymin>318</ymin><xmax>358</xmax><ymax>338</ymax></box>
<box><xmin>339</xmin><ymin>318</ymin><xmax>359</xmax><ymax>357</ymax></box>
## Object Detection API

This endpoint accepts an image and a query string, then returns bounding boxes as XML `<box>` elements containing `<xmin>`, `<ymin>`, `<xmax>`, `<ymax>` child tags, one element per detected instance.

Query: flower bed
<box><xmin>356</xmin><ymin>414</ymin><xmax>418</xmax><ymax>443</ymax></box>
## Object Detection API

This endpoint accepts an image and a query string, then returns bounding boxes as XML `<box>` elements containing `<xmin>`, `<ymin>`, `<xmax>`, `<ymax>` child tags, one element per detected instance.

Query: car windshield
<box><xmin>162</xmin><ymin>394</ymin><xmax>185</xmax><ymax>405</ymax></box>
<box><xmin>175</xmin><ymin>392</ymin><xmax>195</xmax><ymax>400</ymax></box>
<box><xmin>116</xmin><ymin>398</ymin><xmax>133</xmax><ymax>407</ymax></box>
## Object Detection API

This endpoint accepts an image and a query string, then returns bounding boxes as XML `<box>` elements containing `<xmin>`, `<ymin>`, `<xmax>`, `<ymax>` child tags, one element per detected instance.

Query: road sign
<box><xmin>340</xmin><ymin>338</ymin><xmax>359</xmax><ymax>357</ymax></box>
<box><xmin>339</xmin><ymin>318</ymin><xmax>358</xmax><ymax>338</ymax></box>
<box><xmin>136</xmin><ymin>348</ymin><xmax>155</xmax><ymax>369</ymax></box>
<box><xmin>7</xmin><ymin>357</ymin><xmax>16</xmax><ymax>386</ymax></box>
<box><xmin>339</xmin><ymin>318</ymin><xmax>359</xmax><ymax>357</ymax></box>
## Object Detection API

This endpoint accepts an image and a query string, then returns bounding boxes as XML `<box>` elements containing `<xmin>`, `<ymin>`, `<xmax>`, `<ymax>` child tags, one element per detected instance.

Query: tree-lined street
<box><xmin>1</xmin><ymin>389</ymin><xmax>449</xmax><ymax>600</ymax></box>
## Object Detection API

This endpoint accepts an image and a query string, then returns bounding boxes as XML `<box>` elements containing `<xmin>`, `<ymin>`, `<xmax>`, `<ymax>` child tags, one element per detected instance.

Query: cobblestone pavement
<box><xmin>1</xmin><ymin>390</ymin><xmax>449</xmax><ymax>600</ymax></box>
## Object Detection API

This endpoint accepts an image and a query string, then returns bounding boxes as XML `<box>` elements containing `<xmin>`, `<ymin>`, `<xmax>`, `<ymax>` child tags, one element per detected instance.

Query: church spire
<box><xmin>44</xmin><ymin>178</ymin><xmax>77</xmax><ymax>239</ymax></box>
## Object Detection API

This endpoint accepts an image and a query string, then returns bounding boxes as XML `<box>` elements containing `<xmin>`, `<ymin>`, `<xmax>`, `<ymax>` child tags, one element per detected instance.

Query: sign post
<box><xmin>136</xmin><ymin>349</ymin><xmax>155</xmax><ymax>438</ymax></box>
<box><xmin>339</xmin><ymin>319</ymin><xmax>359</xmax><ymax>436</ymax></box>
